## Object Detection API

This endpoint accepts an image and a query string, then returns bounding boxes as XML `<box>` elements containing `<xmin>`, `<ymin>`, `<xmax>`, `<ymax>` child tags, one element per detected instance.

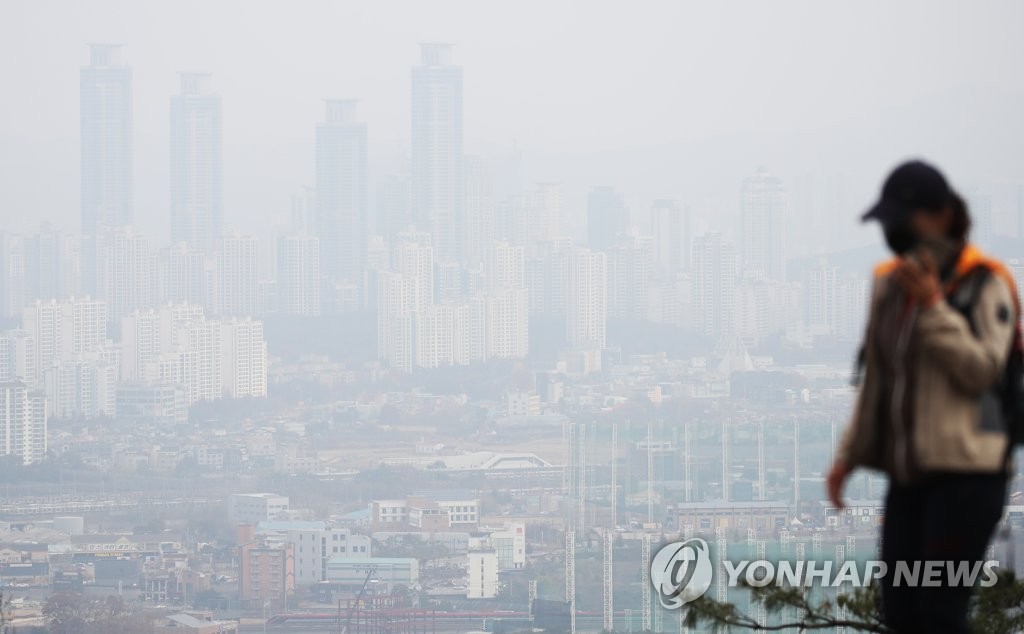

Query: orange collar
<box><xmin>874</xmin><ymin>243</ymin><xmax>1020</xmax><ymax>311</ymax></box>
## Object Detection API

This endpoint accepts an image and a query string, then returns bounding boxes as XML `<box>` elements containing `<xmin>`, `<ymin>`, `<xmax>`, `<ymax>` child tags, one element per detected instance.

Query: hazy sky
<box><xmin>3</xmin><ymin>0</ymin><xmax>1024</xmax><ymax>250</ymax></box>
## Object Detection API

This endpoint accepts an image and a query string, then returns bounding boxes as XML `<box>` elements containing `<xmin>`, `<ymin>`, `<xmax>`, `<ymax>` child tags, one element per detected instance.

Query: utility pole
<box><xmin>603</xmin><ymin>529</ymin><xmax>614</xmax><ymax>631</ymax></box>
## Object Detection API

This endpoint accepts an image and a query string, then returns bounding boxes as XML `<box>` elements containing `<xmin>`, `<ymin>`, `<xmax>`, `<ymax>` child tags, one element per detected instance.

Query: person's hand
<box><xmin>826</xmin><ymin>460</ymin><xmax>851</xmax><ymax>509</ymax></box>
<box><xmin>892</xmin><ymin>252</ymin><xmax>943</xmax><ymax>307</ymax></box>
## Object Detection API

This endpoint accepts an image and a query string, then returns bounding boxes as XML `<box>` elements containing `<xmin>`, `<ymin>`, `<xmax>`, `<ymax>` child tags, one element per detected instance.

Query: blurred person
<box><xmin>827</xmin><ymin>160</ymin><xmax>1020</xmax><ymax>633</ymax></box>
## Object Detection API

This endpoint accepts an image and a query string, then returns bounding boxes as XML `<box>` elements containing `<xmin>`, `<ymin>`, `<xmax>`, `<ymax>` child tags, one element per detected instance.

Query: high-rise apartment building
<box><xmin>315</xmin><ymin>100</ymin><xmax>367</xmax><ymax>284</ymax></box>
<box><xmin>607</xmin><ymin>235</ymin><xmax>654</xmax><ymax>321</ymax></box>
<box><xmin>94</xmin><ymin>227</ymin><xmax>155</xmax><ymax>324</ymax></box>
<box><xmin>0</xmin><ymin>382</ymin><xmax>46</xmax><ymax>465</ymax></box>
<box><xmin>25</xmin><ymin>225</ymin><xmax>76</xmax><ymax>304</ymax></box>
<box><xmin>276</xmin><ymin>235</ymin><xmax>320</xmax><ymax>316</ymax></box>
<box><xmin>485</xmin><ymin>242</ymin><xmax>525</xmax><ymax>292</ymax></box>
<box><xmin>170</xmin><ymin>73</ymin><xmax>222</xmax><ymax>253</ymax></box>
<box><xmin>692</xmin><ymin>233</ymin><xmax>738</xmax><ymax>339</ymax></box>
<box><xmin>81</xmin><ymin>44</ymin><xmax>132</xmax><ymax>233</ymax></box>
<box><xmin>22</xmin><ymin>297</ymin><xmax>108</xmax><ymax>379</ymax></box>
<box><xmin>0</xmin><ymin>331</ymin><xmax>36</xmax><ymax>385</ymax></box>
<box><xmin>740</xmin><ymin>168</ymin><xmax>787</xmax><ymax>281</ymax></box>
<box><xmin>158</xmin><ymin>243</ymin><xmax>211</xmax><ymax>308</ymax></box>
<box><xmin>486</xmin><ymin>288</ymin><xmax>528</xmax><ymax>360</ymax></box>
<box><xmin>565</xmin><ymin>247</ymin><xmax>607</xmax><ymax>350</ymax></box>
<box><xmin>216</xmin><ymin>233</ymin><xmax>258</xmax><ymax>317</ymax></box>
<box><xmin>221</xmin><ymin>318</ymin><xmax>267</xmax><ymax>399</ymax></box>
<box><xmin>411</xmin><ymin>44</ymin><xmax>463</xmax><ymax>263</ymax></box>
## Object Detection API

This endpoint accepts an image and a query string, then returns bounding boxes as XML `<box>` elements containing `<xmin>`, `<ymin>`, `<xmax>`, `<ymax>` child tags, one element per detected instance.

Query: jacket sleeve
<box><xmin>835</xmin><ymin>383</ymin><xmax>864</xmax><ymax>467</ymax></box>
<box><xmin>915</xmin><ymin>274</ymin><xmax>1017</xmax><ymax>396</ymax></box>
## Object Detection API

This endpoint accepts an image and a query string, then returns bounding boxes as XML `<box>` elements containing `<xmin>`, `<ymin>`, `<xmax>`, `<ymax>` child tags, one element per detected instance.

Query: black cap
<box><xmin>862</xmin><ymin>160</ymin><xmax>951</xmax><ymax>223</ymax></box>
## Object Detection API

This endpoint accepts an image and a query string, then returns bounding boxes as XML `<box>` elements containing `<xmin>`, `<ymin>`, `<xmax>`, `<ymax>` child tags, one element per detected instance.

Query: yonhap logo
<box><xmin>650</xmin><ymin>538</ymin><xmax>714</xmax><ymax>609</ymax></box>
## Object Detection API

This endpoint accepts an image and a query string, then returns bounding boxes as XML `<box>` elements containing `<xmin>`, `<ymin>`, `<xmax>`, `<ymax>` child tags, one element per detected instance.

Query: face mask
<box><xmin>882</xmin><ymin>219</ymin><xmax>918</xmax><ymax>255</ymax></box>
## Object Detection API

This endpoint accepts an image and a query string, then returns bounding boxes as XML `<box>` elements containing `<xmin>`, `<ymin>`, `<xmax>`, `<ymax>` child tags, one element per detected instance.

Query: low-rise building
<box><xmin>326</xmin><ymin>556</ymin><xmax>418</xmax><ymax>588</ymax></box>
<box><xmin>676</xmin><ymin>501</ymin><xmax>791</xmax><ymax>533</ymax></box>
<box><xmin>155</xmin><ymin>613</ymin><xmax>238</xmax><ymax>634</ymax></box>
<box><xmin>228</xmin><ymin>493</ymin><xmax>290</xmax><ymax>525</ymax></box>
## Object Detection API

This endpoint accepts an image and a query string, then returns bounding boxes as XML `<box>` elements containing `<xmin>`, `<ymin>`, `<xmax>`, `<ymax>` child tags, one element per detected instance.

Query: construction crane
<box><xmin>337</xmin><ymin>566</ymin><xmax>377</xmax><ymax>634</ymax></box>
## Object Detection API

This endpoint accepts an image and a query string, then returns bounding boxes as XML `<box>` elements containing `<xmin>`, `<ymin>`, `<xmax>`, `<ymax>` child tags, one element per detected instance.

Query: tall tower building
<box><xmin>411</xmin><ymin>43</ymin><xmax>464</xmax><ymax>263</ymax></box>
<box><xmin>81</xmin><ymin>44</ymin><xmax>133</xmax><ymax>233</ymax></box>
<box><xmin>740</xmin><ymin>168</ymin><xmax>786</xmax><ymax>281</ymax></box>
<box><xmin>171</xmin><ymin>73</ymin><xmax>222</xmax><ymax>253</ymax></box>
<box><xmin>315</xmin><ymin>100</ymin><xmax>367</xmax><ymax>283</ymax></box>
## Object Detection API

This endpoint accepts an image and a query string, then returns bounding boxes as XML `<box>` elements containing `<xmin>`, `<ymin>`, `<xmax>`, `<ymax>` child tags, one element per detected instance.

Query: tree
<box><xmin>684</xmin><ymin>571</ymin><xmax>1024</xmax><ymax>633</ymax></box>
<box><xmin>0</xmin><ymin>589</ymin><xmax>10</xmax><ymax>632</ymax></box>
<box><xmin>43</xmin><ymin>593</ymin><xmax>154</xmax><ymax>634</ymax></box>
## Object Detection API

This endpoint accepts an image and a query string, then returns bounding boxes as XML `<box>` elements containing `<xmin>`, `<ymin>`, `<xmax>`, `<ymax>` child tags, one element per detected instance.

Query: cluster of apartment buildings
<box><xmin>0</xmin><ymin>295</ymin><xmax>267</xmax><ymax>464</ymax></box>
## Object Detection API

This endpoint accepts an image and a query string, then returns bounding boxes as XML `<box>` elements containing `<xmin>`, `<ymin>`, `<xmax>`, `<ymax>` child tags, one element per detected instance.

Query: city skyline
<box><xmin>2</xmin><ymin>4</ymin><xmax>1024</xmax><ymax>631</ymax></box>
<box><xmin>5</xmin><ymin>2</ymin><xmax>1024</xmax><ymax>245</ymax></box>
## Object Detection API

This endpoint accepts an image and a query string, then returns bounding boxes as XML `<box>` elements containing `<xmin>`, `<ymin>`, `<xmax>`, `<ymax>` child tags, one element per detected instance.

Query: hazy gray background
<box><xmin>3</xmin><ymin>0</ymin><xmax>1024</xmax><ymax>253</ymax></box>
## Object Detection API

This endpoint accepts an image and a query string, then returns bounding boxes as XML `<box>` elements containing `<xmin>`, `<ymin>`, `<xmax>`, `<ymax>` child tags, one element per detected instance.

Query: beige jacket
<box><xmin>836</xmin><ymin>246</ymin><xmax>1018</xmax><ymax>480</ymax></box>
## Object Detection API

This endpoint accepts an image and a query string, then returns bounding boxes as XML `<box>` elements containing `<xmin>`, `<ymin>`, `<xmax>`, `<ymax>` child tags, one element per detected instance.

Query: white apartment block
<box><xmin>22</xmin><ymin>297</ymin><xmax>108</xmax><ymax>381</ymax></box>
<box><xmin>485</xmin><ymin>242</ymin><xmax>525</xmax><ymax>291</ymax></box>
<box><xmin>371</xmin><ymin>496</ymin><xmax>480</xmax><ymax>530</ymax></box>
<box><xmin>0</xmin><ymin>382</ymin><xmax>46</xmax><ymax>465</ymax></box>
<box><xmin>566</xmin><ymin>247</ymin><xmax>607</xmax><ymax>350</ymax></box>
<box><xmin>0</xmin><ymin>330</ymin><xmax>36</xmax><ymax>385</ymax></box>
<box><xmin>289</xmin><ymin>526</ymin><xmax>372</xmax><ymax>586</ymax></box>
<box><xmin>44</xmin><ymin>355</ymin><xmax>117</xmax><ymax>419</ymax></box>
<box><xmin>485</xmin><ymin>288</ymin><xmax>528</xmax><ymax>359</ymax></box>
<box><xmin>176</xmin><ymin>318</ymin><xmax>222</xmax><ymax>402</ymax></box>
<box><xmin>467</xmin><ymin>551</ymin><xmax>499</xmax><ymax>599</ymax></box>
<box><xmin>221</xmin><ymin>318</ymin><xmax>267</xmax><ymax>398</ymax></box>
